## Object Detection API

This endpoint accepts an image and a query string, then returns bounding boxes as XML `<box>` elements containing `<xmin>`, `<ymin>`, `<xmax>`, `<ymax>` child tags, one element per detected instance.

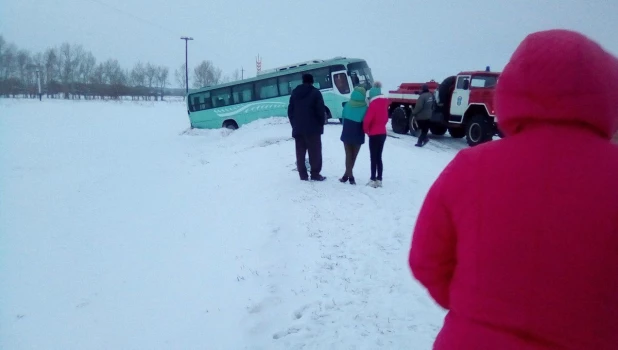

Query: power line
<box><xmin>82</xmin><ymin>0</ymin><xmax>178</xmax><ymax>36</ymax></box>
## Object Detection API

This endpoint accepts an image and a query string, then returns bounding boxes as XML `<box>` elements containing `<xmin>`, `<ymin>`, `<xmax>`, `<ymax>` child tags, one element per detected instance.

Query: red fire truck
<box><xmin>388</xmin><ymin>69</ymin><xmax>502</xmax><ymax>146</ymax></box>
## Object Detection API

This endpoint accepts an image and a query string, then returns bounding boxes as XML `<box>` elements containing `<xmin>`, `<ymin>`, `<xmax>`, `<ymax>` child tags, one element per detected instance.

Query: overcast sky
<box><xmin>2</xmin><ymin>0</ymin><xmax>617</xmax><ymax>90</ymax></box>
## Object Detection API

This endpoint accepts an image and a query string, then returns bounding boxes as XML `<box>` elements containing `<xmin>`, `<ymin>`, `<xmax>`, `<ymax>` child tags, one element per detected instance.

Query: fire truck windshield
<box><xmin>471</xmin><ymin>75</ymin><xmax>498</xmax><ymax>88</ymax></box>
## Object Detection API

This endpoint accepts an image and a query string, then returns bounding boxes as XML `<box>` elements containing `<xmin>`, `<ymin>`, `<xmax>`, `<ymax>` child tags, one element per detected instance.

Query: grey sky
<box><xmin>2</xmin><ymin>0</ymin><xmax>617</xmax><ymax>90</ymax></box>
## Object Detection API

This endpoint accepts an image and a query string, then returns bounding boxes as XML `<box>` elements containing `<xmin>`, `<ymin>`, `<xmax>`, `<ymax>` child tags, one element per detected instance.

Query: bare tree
<box><xmin>0</xmin><ymin>35</ymin><xmax>5</xmax><ymax>73</ymax></box>
<box><xmin>76</xmin><ymin>51</ymin><xmax>96</xmax><ymax>98</ymax></box>
<box><xmin>145</xmin><ymin>62</ymin><xmax>157</xmax><ymax>88</ymax></box>
<box><xmin>157</xmin><ymin>66</ymin><xmax>169</xmax><ymax>99</ymax></box>
<box><xmin>231</xmin><ymin>69</ymin><xmax>242</xmax><ymax>81</ymax></box>
<box><xmin>192</xmin><ymin>60</ymin><xmax>222</xmax><ymax>88</ymax></box>
<box><xmin>175</xmin><ymin>63</ymin><xmax>186</xmax><ymax>89</ymax></box>
<box><xmin>43</xmin><ymin>48</ymin><xmax>58</xmax><ymax>85</ymax></box>
<box><xmin>91</xmin><ymin>63</ymin><xmax>104</xmax><ymax>85</ymax></box>
<box><xmin>2</xmin><ymin>43</ymin><xmax>17</xmax><ymax>80</ymax></box>
<box><xmin>78</xmin><ymin>52</ymin><xmax>96</xmax><ymax>83</ymax></box>
<box><xmin>58</xmin><ymin>43</ymin><xmax>84</xmax><ymax>98</ymax></box>
<box><xmin>16</xmin><ymin>50</ymin><xmax>32</xmax><ymax>88</ymax></box>
<box><xmin>102</xmin><ymin>59</ymin><xmax>125</xmax><ymax>85</ymax></box>
<box><xmin>130</xmin><ymin>61</ymin><xmax>146</xmax><ymax>87</ymax></box>
<box><xmin>0</xmin><ymin>35</ymin><xmax>193</xmax><ymax>99</ymax></box>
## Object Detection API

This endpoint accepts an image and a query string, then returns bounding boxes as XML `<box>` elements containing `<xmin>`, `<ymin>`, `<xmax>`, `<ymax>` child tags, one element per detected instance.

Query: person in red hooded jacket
<box><xmin>408</xmin><ymin>29</ymin><xmax>618</xmax><ymax>350</ymax></box>
<box><xmin>363</xmin><ymin>81</ymin><xmax>390</xmax><ymax>188</ymax></box>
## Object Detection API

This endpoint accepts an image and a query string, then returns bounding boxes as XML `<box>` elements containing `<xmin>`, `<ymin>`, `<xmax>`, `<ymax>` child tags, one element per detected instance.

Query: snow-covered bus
<box><xmin>186</xmin><ymin>57</ymin><xmax>373</xmax><ymax>129</ymax></box>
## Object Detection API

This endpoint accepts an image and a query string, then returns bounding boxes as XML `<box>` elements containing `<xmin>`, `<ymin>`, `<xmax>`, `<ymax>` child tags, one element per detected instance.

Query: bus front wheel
<box><xmin>223</xmin><ymin>120</ymin><xmax>238</xmax><ymax>130</ymax></box>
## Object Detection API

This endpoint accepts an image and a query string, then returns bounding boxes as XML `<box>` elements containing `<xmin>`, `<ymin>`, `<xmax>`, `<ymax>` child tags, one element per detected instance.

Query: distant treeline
<box><xmin>0</xmin><ymin>34</ymin><xmax>242</xmax><ymax>100</ymax></box>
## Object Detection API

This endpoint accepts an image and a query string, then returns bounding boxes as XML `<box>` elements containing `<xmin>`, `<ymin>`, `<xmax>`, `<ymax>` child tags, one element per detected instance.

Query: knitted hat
<box><xmin>302</xmin><ymin>74</ymin><xmax>314</xmax><ymax>84</ymax></box>
<box><xmin>368</xmin><ymin>81</ymin><xmax>383</xmax><ymax>99</ymax></box>
<box><xmin>348</xmin><ymin>87</ymin><xmax>367</xmax><ymax>108</ymax></box>
<box><xmin>495</xmin><ymin>29</ymin><xmax>618</xmax><ymax>139</ymax></box>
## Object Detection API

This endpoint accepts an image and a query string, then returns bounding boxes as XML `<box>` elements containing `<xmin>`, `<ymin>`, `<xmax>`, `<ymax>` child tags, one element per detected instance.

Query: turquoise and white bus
<box><xmin>186</xmin><ymin>57</ymin><xmax>374</xmax><ymax>129</ymax></box>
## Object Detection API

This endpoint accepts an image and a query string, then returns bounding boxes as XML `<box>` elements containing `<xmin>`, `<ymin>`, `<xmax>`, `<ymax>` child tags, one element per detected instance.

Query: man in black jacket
<box><xmin>288</xmin><ymin>74</ymin><xmax>327</xmax><ymax>181</ymax></box>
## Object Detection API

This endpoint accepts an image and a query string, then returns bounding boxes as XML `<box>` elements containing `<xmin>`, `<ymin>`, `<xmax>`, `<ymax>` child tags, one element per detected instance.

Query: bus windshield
<box><xmin>347</xmin><ymin>61</ymin><xmax>373</xmax><ymax>90</ymax></box>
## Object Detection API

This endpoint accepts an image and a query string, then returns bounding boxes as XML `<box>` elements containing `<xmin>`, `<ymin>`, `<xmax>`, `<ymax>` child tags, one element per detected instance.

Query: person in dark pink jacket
<box><xmin>409</xmin><ymin>29</ymin><xmax>618</xmax><ymax>350</ymax></box>
<box><xmin>363</xmin><ymin>81</ymin><xmax>390</xmax><ymax>188</ymax></box>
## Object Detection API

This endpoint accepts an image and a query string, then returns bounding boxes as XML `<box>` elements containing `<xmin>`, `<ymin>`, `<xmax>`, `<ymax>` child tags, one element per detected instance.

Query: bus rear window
<box><xmin>189</xmin><ymin>91</ymin><xmax>212</xmax><ymax>111</ymax></box>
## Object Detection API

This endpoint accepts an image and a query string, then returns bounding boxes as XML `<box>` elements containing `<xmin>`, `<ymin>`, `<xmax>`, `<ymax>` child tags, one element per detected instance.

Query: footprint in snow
<box><xmin>272</xmin><ymin>327</ymin><xmax>300</xmax><ymax>339</ymax></box>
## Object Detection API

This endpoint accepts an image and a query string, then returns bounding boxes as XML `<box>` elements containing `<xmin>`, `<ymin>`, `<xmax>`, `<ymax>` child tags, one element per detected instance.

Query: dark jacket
<box><xmin>288</xmin><ymin>84</ymin><xmax>326</xmax><ymax>137</ymax></box>
<box><xmin>412</xmin><ymin>91</ymin><xmax>434</xmax><ymax>121</ymax></box>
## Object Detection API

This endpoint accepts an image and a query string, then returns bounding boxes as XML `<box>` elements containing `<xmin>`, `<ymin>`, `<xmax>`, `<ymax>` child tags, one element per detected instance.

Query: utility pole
<box><xmin>180</xmin><ymin>36</ymin><xmax>193</xmax><ymax>95</ymax></box>
<box><xmin>241</xmin><ymin>67</ymin><xmax>244</xmax><ymax>80</ymax></box>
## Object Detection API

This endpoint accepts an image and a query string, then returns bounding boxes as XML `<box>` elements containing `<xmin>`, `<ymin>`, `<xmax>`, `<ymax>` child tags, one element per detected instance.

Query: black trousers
<box><xmin>369</xmin><ymin>134</ymin><xmax>386</xmax><ymax>181</ymax></box>
<box><xmin>295</xmin><ymin>134</ymin><xmax>322</xmax><ymax>179</ymax></box>
<box><xmin>416</xmin><ymin>119</ymin><xmax>430</xmax><ymax>142</ymax></box>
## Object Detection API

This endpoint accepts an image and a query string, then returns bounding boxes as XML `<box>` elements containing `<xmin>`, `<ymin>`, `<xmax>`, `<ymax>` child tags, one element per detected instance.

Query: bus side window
<box><xmin>306</xmin><ymin>68</ymin><xmax>332</xmax><ymax>90</ymax></box>
<box><xmin>211</xmin><ymin>88</ymin><xmax>231</xmax><ymax>107</ymax></box>
<box><xmin>233</xmin><ymin>83</ymin><xmax>253</xmax><ymax>104</ymax></box>
<box><xmin>278</xmin><ymin>73</ymin><xmax>303</xmax><ymax>97</ymax></box>
<box><xmin>256</xmin><ymin>77</ymin><xmax>279</xmax><ymax>99</ymax></box>
<box><xmin>203</xmin><ymin>92</ymin><xmax>212</xmax><ymax>109</ymax></box>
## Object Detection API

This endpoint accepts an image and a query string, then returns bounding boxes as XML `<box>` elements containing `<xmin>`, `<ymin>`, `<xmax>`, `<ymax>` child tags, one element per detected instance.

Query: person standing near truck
<box><xmin>411</xmin><ymin>84</ymin><xmax>434</xmax><ymax>147</ymax></box>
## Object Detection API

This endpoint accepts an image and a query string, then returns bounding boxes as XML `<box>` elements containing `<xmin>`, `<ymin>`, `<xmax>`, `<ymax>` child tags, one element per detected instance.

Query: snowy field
<box><xmin>0</xmin><ymin>98</ymin><xmax>465</xmax><ymax>349</ymax></box>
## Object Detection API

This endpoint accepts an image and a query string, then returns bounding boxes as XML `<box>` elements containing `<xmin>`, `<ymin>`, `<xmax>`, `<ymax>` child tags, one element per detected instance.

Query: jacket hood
<box><xmin>294</xmin><ymin>83</ymin><xmax>316</xmax><ymax>99</ymax></box>
<box><xmin>495</xmin><ymin>29</ymin><xmax>618</xmax><ymax>139</ymax></box>
<box><xmin>351</xmin><ymin>87</ymin><xmax>367</xmax><ymax>101</ymax></box>
<box><xmin>348</xmin><ymin>87</ymin><xmax>368</xmax><ymax>108</ymax></box>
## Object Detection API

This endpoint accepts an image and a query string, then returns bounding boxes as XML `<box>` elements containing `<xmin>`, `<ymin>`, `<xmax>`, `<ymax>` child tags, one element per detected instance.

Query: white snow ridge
<box><xmin>0</xmin><ymin>99</ymin><xmax>467</xmax><ymax>349</ymax></box>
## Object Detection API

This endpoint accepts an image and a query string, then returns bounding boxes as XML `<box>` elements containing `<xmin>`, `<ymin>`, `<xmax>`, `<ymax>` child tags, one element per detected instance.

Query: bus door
<box><xmin>332</xmin><ymin>70</ymin><xmax>351</xmax><ymax>97</ymax></box>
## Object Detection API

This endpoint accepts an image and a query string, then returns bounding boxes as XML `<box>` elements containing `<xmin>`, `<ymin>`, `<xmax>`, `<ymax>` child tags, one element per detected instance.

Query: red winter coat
<box><xmin>362</xmin><ymin>96</ymin><xmax>389</xmax><ymax>136</ymax></box>
<box><xmin>409</xmin><ymin>29</ymin><xmax>618</xmax><ymax>350</ymax></box>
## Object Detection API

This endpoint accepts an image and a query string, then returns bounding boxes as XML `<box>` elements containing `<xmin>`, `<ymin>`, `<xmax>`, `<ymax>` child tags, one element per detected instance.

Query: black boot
<box><xmin>311</xmin><ymin>175</ymin><xmax>327</xmax><ymax>181</ymax></box>
<box><xmin>415</xmin><ymin>137</ymin><xmax>429</xmax><ymax>147</ymax></box>
<box><xmin>339</xmin><ymin>175</ymin><xmax>349</xmax><ymax>183</ymax></box>
<box><xmin>349</xmin><ymin>176</ymin><xmax>356</xmax><ymax>185</ymax></box>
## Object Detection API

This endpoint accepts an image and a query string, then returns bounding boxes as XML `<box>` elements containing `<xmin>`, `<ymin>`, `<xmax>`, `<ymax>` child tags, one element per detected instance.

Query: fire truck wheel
<box><xmin>448</xmin><ymin>127</ymin><xmax>466</xmax><ymax>138</ymax></box>
<box><xmin>408</xmin><ymin>115</ymin><xmax>419</xmax><ymax>135</ymax></box>
<box><xmin>466</xmin><ymin>115</ymin><xmax>492</xmax><ymax>147</ymax></box>
<box><xmin>429</xmin><ymin>125</ymin><xmax>448</xmax><ymax>136</ymax></box>
<box><xmin>391</xmin><ymin>107</ymin><xmax>409</xmax><ymax>134</ymax></box>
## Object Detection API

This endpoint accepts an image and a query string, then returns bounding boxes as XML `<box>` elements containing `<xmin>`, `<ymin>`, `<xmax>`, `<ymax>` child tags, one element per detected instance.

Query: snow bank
<box><xmin>0</xmin><ymin>98</ymin><xmax>464</xmax><ymax>349</ymax></box>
